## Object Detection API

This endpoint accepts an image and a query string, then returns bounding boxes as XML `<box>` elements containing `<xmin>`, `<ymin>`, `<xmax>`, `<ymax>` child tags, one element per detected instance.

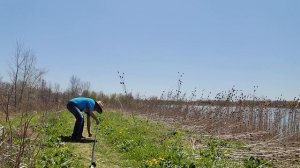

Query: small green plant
<box><xmin>243</xmin><ymin>156</ymin><xmax>272</xmax><ymax>168</ymax></box>
<box><xmin>36</xmin><ymin>144</ymin><xmax>77</xmax><ymax>168</ymax></box>
<box><xmin>143</xmin><ymin>157</ymin><xmax>196</xmax><ymax>168</ymax></box>
<box><xmin>34</xmin><ymin>112</ymin><xmax>83</xmax><ymax>167</ymax></box>
<box><xmin>198</xmin><ymin>138</ymin><xmax>225</xmax><ymax>167</ymax></box>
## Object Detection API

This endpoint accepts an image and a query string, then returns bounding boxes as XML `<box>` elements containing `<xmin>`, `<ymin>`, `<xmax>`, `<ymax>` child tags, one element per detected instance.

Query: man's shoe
<box><xmin>70</xmin><ymin>135</ymin><xmax>82</xmax><ymax>142</ymax></box>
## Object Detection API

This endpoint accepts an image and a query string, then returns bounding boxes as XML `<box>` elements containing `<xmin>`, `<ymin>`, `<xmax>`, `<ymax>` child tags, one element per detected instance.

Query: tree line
<box><xmin>0</xmin><ymin>42</ymin><xmax>113</xmax><ymax>121</ymax></box>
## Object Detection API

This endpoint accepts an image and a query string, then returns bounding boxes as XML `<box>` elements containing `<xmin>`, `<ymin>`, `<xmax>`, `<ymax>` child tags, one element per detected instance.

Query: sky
<box><xmin>0</xmin><ymin>0</ymin><xmax>299</xmax><ymax>100</ymax></box>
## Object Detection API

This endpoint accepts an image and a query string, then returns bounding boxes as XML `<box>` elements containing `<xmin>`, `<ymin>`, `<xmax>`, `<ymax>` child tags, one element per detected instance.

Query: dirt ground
<box><xmin>218</xmin><ymin>132</ymin><xmax>300</xmax><ymax>167</ymax></box>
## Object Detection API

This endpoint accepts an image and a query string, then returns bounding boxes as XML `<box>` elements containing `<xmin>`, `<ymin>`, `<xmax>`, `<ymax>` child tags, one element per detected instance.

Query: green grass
<box><xmin>0</xmin><ymin>111</ymin><xmax>83</xmax><ymax>167</ymax></box>
<box><xmin>98</xmin><ymin>111</ymin><xmax>251</xmax><ymax>168</ymax></box>
<box><xmin>1</xmin><ymin>110</ymin><xmax>273</xmax><ymax>168</ymax></box>
<box><xmin>33</xmin><ymin>111</ymin><xmax>83</xmax><ymax>168</ymax></box>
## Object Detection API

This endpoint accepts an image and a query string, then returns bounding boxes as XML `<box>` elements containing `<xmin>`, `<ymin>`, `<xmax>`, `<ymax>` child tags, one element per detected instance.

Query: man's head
<box><xmin>94</xmin><ymin>100</ymin><xmax>104</xmax><ymax>114</ymax></box>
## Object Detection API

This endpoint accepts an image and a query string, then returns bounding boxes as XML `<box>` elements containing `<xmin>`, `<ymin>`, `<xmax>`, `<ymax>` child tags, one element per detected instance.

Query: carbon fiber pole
<box><xmin>90</xmin><ymin>122</ymin><xmax>100</xmax><ymax>168</ymax></box>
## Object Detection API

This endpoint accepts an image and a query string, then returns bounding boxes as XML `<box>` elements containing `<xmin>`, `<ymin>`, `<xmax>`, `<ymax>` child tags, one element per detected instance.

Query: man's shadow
<box><xmin>60</xmin><ymin>135</ymin><xmax>95</xmax><ymax>143</ymax></box>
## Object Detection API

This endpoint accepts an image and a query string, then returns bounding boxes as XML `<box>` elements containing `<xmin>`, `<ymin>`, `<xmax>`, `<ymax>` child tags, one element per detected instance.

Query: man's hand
<box><xmin>96</xmin><ymin>118</ymin><xmax>100</xmax><ymax>125</ymax></box>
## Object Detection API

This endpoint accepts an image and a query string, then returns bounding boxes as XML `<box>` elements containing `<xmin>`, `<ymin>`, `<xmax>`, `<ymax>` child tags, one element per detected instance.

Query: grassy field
<box><xmin>1</xmin><ymin>110</ymin><xmax>281</xmax><ymax>167</ymax></box>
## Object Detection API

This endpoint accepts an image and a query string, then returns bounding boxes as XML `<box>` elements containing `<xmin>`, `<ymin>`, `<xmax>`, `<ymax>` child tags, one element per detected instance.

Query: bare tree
<box><xmin>0</xmin><ymin>74</ymin><xmax>2</xmax><ymax>104</ymax></box>
<box><xmin>53</xmin><ymin>83</ymin><xmax>60</xmax><ymax>102</ymax></box>
<box><xmin>69</xmin><ymin>75</ymin><xmax>82</xmax><ymax>97</ymax></box>
<box><xmin>0</xmin><ymin>82</ymin><xmax>11</xmax><ymax>122</ymax></box>
<box><xmin>8</xmin><ymin>42</ymin><xmax>23</xmax><ymax>109</ymax></box>
<box><xmin>1</xmin><ymin>42</ymin><xmax>45</xmax><ymax>167</ymax></box>
<box><xmin>0</xmin><ymin>75</ymin><xmax>6</xmax><ymax>119</ymax></box>
<box><xmin>82</xmin><ymin>81</ymin><xmax>91</xmax><ymax>91</ymax></box>
<box><xmin>8</xmin><ymin>42</ymin><xmax>45</xmax><ymax>111</ymax></box>
<box><xmin>81</xmin><ymin>81</ymin><xmax>91</xmax><ymax>97</ymax></box>
<box><xmin>38</xmin><ymin>79</ymin><xmax>49</xmax><ymax>108</ymax></box>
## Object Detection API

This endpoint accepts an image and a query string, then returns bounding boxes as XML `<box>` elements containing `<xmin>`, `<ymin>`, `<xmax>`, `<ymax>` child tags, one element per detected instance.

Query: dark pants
<box><xmin>67</xmin><ymin>102</ymin><xmax>84</xmax><ymax>139</ymax></box>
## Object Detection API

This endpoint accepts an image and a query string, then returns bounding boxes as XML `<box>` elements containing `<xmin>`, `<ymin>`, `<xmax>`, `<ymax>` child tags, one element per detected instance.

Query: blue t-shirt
<box><xmin>69</xmin><ymin>97</ymin><xmax>95</xmax><ymax>114</ymax></box>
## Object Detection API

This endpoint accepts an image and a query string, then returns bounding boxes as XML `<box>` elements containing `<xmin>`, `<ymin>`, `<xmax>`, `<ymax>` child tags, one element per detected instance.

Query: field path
<box><xmin>65</xmin><ymin>117</ymin><xmax>124</xmax><ymax>167</ymax></box>
<box><xmin>71</xmin><ymin>136</ymin><xmax>123</xmax><ymax>168</ymax></box>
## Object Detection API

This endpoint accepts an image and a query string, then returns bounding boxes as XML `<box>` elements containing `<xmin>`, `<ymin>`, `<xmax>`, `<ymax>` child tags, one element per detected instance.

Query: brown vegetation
<box><xmin>1</xmin><ymin>44</ymin><xmax>299</xmax><ymax>167</ymax></box>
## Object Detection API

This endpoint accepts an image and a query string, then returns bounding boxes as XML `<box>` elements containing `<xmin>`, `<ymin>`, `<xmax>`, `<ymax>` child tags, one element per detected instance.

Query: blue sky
<box><xmin>0</xmin><ymin>0</ymin><xmax>299</xmax><ymax>100</ymax></box>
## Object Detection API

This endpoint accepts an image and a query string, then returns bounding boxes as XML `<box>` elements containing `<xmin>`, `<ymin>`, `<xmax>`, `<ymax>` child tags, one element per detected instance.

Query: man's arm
<box><xmin>89</xmin><ymin>111</ymin><xmax>99</xmax><ymax>123</ymax></box>
<box><xmin>87</xmin><ymin>115</ymin><xmax>92</xmax><ymax>137</ymax></box>
<box><xmin>87</xmin><ymin>110</ymin><xmax>100</xmax><ymax>137</ymax></box>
